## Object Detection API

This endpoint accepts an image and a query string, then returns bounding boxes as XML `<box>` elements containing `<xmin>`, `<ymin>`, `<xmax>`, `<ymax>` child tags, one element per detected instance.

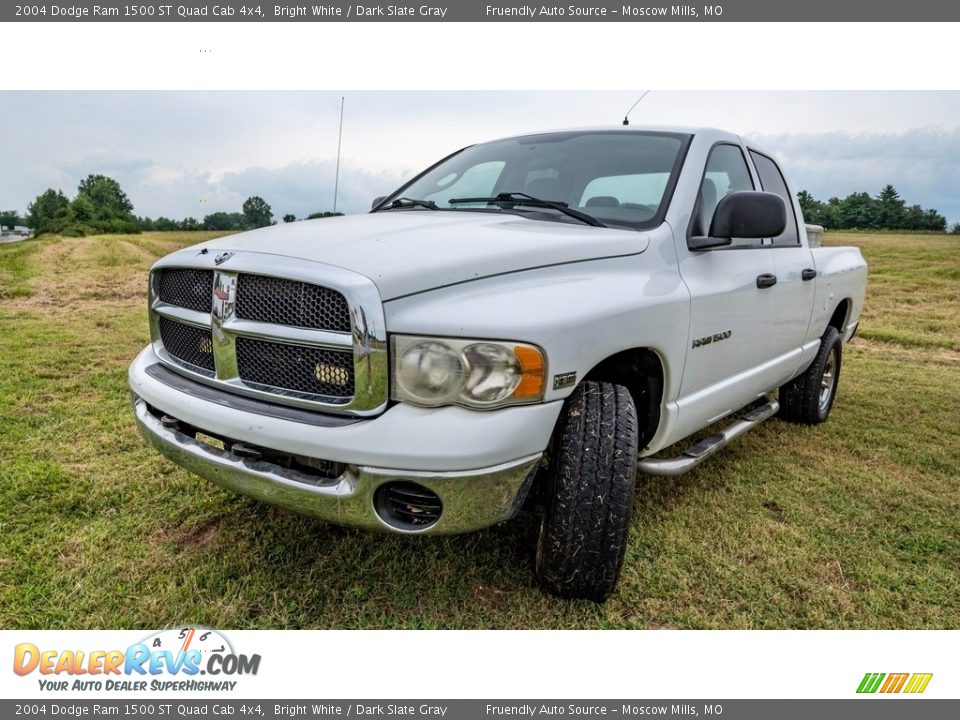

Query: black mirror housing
<box><xmin>710</xmin><ymin>191</ymin><xmax>787</xmax><ymax>239</ymax></box>
<box><xmin>688</xmin><ymin>234</ymin><xmax>733</xmax><ymax>250</ymax></box>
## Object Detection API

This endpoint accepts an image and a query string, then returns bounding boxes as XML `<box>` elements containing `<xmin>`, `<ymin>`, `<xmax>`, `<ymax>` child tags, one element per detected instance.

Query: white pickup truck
<box><xmin>129</xmin><ymin>126</ymin><xmax>867</xmax><ymax>600</ymax></box>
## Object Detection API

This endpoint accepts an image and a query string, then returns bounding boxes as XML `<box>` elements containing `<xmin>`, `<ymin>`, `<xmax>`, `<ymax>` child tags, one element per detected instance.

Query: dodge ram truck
<box><xmin>129</xmin><ymin>126</ymin><xmax>867</xmax><ymax>600</ymax></box>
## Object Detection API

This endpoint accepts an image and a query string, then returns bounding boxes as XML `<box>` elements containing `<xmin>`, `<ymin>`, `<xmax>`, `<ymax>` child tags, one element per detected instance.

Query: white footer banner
<box><xmin>2</xmin><ymin>630</ymin><xmax>956</xmax><ymax>699</ymax></box>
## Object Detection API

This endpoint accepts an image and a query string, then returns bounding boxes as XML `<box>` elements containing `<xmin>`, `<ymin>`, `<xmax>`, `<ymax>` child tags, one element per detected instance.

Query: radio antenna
<box><xmin>333</xmin><ymin>96</ymin><xmax>344</xmax><ymax>213</ymax></box>
<box><xmin>622</xmin><ymin>91</ymin><xmax>651</xmax><ymax>126</ymax></box>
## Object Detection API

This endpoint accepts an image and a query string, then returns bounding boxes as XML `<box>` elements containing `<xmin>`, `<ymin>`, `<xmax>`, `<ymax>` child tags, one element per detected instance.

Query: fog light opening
<box><xmin>374</xmin><ymin>481</ymin><xmax>443</xmax><ymax>531</ymax></box>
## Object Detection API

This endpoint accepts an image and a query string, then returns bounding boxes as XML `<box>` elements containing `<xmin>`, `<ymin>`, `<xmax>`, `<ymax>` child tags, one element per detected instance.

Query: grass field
<box><xmin>0</xmin><ymin>231</ymin><xmax>957</xmax><ymax>629</ymax></box>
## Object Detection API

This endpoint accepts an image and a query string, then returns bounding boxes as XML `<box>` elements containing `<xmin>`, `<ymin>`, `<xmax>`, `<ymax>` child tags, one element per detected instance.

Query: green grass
<box><xmin>1</xmin><ymin>231</ymin><xmax>957</xmax><ymax>629</ymax></box>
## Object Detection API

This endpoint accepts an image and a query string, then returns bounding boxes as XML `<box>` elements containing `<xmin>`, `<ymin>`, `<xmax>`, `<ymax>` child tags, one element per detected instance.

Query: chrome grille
<box><xmin>157</xmin><ymin>317</ymin><xmax>215</xmax><ymax>373</ymax></box>
<box><xmin>236</xmin><ymin>274</ymin><xmax>350</xmax><ymax>332</ymax></box>
<box><xmin>157</xmin><ymin>268</ymin><xmax>213</xmax><ymax>313</ymax></box>
<box><xmin>236</xmin><ymin>337</ymin><xmax>355</xmax><ymax>399</ymax></box>
<box><xmin>149</xmin><ymin>252</ymin><xmax>388</xmax><ymax>416</ymax></box>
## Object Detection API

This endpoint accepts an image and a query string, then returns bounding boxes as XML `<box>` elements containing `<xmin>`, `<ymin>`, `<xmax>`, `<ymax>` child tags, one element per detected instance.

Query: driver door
<box><xmin>675</xmin><ymin>143</ymin><xmax>777</xmax><ymax>430</ymax></box>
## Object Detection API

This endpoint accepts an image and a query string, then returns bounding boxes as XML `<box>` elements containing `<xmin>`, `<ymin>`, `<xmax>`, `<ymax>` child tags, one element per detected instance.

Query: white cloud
<box><xmin>3</xmin><ymin>91</ymin><xmax>960</xmax><ymax>222</ymax></box>
<box><xmin>752</xmin><ymin>128</ymin><xmax>960</xmax><ymax>221</ymax></box>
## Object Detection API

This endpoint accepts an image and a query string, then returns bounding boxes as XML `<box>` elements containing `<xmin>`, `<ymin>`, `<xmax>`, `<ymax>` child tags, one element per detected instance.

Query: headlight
<box><xmin>395</xmin><ymin>340</ymin><xmax>465</xmax><ymax>403</ymax></box>
<box><xmin>391</xmin><ymin>335</ymin><xmax>546</xmax><ymax>409</ymax></box>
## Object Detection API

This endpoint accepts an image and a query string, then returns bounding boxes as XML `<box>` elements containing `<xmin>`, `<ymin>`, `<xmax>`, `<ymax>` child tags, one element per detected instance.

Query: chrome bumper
<box><xmin>133</xmin><ymin>397</ymin><xmax>541</xmax><ymax>535</ymax></box>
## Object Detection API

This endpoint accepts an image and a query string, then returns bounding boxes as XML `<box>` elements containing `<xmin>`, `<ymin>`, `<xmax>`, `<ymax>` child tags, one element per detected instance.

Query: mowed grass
<box><xmin>0</xmin><ymin>231</ymin><xmax>957</xmax><ymax>629</ymax></box>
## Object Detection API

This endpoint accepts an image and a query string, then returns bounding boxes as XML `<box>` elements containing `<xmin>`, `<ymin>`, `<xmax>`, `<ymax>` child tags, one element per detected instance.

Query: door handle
<box><xmin>756</xmin><ymin>273</ymin><xmax>778</xmax><ymax>289</ymax></box>
<box><xmin>802</xmin><ymin>268</ymin><xmax>817</xmax><ymax>281</ymax></box>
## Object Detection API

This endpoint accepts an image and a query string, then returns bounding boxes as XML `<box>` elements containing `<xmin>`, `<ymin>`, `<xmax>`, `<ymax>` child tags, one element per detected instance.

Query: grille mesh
<box><xmin>157</xmin><ymin>268</ymin><xmax>213</xmax><ymax>313</ymax></box>
<box><xmin>158</xmin><ymin>317</ymin><xmax>215</xmax><ymax>372</ymax></box>
<box><xmin>235</xmin><ymin>274</ymin><xmax>351</xmax><ymax>332</ymax></box>
<box><xmin>236</xmin><ymin>337</ymin><xmax>354</xmax><ymax>399</ymax></box>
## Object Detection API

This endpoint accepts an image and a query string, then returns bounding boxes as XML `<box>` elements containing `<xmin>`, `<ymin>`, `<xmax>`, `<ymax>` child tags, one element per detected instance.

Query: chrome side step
<box><xmin>638</xmin><ymin>398</ymin><xmax>780</xmax><ymax>477</ymax></box>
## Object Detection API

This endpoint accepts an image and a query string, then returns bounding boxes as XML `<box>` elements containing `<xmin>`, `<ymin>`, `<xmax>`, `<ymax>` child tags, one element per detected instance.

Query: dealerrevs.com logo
<box><xmin>857</xmin><ymin>673</ymin><xmax>933</xmax><ymax>694</ymax></box>
<box><xmin>13</xmin><ymin>627</ymin><xmax>261</xmax><ymax>692</ymax></box>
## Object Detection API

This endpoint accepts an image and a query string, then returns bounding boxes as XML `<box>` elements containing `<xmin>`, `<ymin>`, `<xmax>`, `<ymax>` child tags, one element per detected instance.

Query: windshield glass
<box><xmin>381</xmin><ymin>131</ymin><xmax>690</xmax><ymax>228</ymax></box>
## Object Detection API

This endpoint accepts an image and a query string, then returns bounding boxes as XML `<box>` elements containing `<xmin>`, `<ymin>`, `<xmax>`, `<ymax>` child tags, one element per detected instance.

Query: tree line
<box><xmin>140</xmin><ymin>208</ymin><xmax>342</xmax><ymax>232</ymax></box>
<box><xmin>14</xmin><ymin>176</ymin><xmax>340</xmax><ymax>236</ymax></box>
<box><xmin>798</xmin><ymin>185</ymin><xmax>953</xmax><ymax>233</ymax></box>
<box><xmin>10</xmin><ymin>175</ymin><xmax>957</xmax><ymax>237</ymax></box>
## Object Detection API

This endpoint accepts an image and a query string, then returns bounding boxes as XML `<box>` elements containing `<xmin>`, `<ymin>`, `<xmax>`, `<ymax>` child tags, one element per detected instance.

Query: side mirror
<box><xmin>371</xmin><ymin>196</ymin><xmax>386</xmax><ymax>210</ymax></box>
<box><xmin>689</xmin><ymin>191</ymin><xmax>787</xmax><ymax>250</ymax></box>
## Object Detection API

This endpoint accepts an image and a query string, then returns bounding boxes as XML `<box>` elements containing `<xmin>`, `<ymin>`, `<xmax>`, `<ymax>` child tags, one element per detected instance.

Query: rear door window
<box><xmin>750</xmin><ymin>151</ymin><xmax>799</xmax><ymax>247</ymax></box>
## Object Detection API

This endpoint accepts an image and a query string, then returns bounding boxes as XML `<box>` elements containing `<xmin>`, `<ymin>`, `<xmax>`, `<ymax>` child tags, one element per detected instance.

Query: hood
<box><xmin>193</xmin><ymin>212</ymin><xmax>649</xmax><ymax>300</ymax></box>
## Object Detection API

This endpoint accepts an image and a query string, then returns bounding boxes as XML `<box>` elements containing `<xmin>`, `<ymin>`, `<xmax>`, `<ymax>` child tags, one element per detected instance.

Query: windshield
<box><xmin>378</xmin><ymin>130</ymin><xmax>690</xmax><ymax>229</ymax></box>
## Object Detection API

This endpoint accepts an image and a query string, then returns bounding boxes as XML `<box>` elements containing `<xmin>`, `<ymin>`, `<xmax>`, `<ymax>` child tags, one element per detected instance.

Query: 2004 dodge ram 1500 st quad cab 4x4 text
<box><xmin>129</xmin><ymin>126</ymin><xmax>867</xmax><ymax>600</ymax></box>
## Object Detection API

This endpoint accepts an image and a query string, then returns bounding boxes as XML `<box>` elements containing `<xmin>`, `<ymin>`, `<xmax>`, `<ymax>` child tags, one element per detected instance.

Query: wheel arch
<box><xmin>581</xmin><ymin>347</ymin><xmax>664</xmax><ymax>449</ymax></box>
<box><xmin>827</xmin><ymin>298</ymin><xmax>851</xmax><ymax>337</ymax></box>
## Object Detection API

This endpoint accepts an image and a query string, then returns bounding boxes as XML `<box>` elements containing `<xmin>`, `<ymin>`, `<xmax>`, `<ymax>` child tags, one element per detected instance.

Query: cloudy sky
<box><xmin>3</xmin><ymin>91</ymin><xmax>960</xmax><ymax>223</ymax></box>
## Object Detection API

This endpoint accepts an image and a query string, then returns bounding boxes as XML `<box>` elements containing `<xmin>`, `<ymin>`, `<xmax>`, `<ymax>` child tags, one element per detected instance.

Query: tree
<box><xmin>70</xmin><ymin>194</ymin><xmax>96</xmax><ymax>226</ymax></box>
<box><xmin>837</xmin><ymin>192</ymin><xmax>877</xmax><ymax>229</ymax></box>
<box><xmin>202</xmin><ymin>211</ymin><xmax>245</xmax><ymax>231</ymax></box>
<box><xmin>242</xmin><ymin>196</ymin><xmax>273</xmax><ymax>229</ymax></box>
<box><xmin>27</xmin><ymin>189</ymin><xmax>72</xmax><ymax>234</ymax></box>
<box><xmin>0</xmin><ymin>210</ymin><xmax>22</xmax><ymax>228</ymax></box>
<box><xmin>904</xmin><ymin>204</ymin><xmax>926</xmax><ymax>231</ymax></box>
<box><xmin>823</xmin><ymin>197</ymin><xmax>842</xmax><ymax>228</ymax></box>
<box><xmin>875</xmin><ymin>185</ymin><xmax>906</xmax><ymax>229</ymax></box>
<box><xmin>76</xmin><ymin>174</ymin><xmax>134</xmax><ymax>217</ymax></box>
<box><xmin>950</xmin><ymin>222</ymin><xmax>960</xmax><ymax>235</ymax></box>
<box><xmin>153</xmin><ymin>217</ymin><xmax>179</xmax><ymax>231</ymax></box>
<box><xmin>924</xmin><ymin>208</ymin><xmax>946</xmax><ymax>232</ymax></box>
<box><xmin>796</xmin><ymin>190</ymin><xmax>817</xmax><ymax>216</ymax></box>
<box><xmin>797</xmin><ymin>190</ymin><xmax>829</xmax><ymax>225</ymax></box>
<box><xmin>283</xmin><ymin>213</ymin><xmax>296</xmax><ymax>223</ymax></box>
<box><xmin>180</xmin><ymin>217</ymin><xmax>200</xmax><ymax>231</ymax></box>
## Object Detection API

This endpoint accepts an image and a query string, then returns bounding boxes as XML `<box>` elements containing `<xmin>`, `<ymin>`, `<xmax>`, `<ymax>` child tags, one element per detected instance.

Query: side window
<box><xmin>693</xmin><ymin>144</ymin><xmax>756</xmax><ymax>246</ymax></box>
<box><xmin>750</xmin><ymin>151</ymin><xmax>799</xmax><ymax>247</ymax></box>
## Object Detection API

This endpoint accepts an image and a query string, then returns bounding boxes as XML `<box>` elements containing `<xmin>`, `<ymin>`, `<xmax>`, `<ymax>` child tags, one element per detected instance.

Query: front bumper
<box><xmin>130</xmin><ymin>348</ymin><xmax>560</xmax><ymax>534</ymax></box>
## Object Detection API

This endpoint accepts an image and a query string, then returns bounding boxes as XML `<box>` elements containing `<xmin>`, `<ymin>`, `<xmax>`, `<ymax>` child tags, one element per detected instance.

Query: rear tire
<box><xmin>535</xmin><ymin>381</ymin><xmax>638</xmax><ymax>601</ymax></box>
<box><xmin>779</xmin><ymin>326</ymin><xmax>842</xmax><ymax>425</ymax></box>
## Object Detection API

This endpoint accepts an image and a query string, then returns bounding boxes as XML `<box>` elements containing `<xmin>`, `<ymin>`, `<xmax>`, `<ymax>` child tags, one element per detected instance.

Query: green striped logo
<box><xmin>857</xmin><ymin>672</ymin><xmax>933</xmax><ymax>694</ymax></box>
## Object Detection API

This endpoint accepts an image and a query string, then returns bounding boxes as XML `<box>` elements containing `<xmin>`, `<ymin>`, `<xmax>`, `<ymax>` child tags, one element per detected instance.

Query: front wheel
<box><xmin>535</xmin><ymin>381</ymin><xmax>639</xmax><ymax>601</ymax></box>
<box><xmin>779</xmin><ymin>326</ymin><xmax>843</xmax><ymax>425</ymax></box>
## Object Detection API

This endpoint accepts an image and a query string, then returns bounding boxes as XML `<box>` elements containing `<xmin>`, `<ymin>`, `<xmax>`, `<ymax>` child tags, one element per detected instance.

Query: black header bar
<box><xmin>5</xmin><ymin>0</ymin><xmax>960</xmax><ymax>22</ymax></box>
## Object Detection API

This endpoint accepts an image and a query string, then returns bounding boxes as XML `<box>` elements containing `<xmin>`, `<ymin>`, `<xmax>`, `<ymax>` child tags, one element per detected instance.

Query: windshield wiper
<box><xmin>448</xmin><ymin>192</ymin><xmax>607</xmax><ymax>227</ymax></box>
<box><xmin>375</xmin><ymin>197</ymin><xmax>439</xmax><ymax>211</ymax></box>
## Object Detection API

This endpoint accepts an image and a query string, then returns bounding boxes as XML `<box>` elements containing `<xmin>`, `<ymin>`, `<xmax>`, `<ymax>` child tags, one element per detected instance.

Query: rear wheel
<box><xmin>779</xmin><ymin>326</ymin><xmax>843</xmax><ymax>425</ymax></box>
<box><xmin>534</xmin><ymin>381</ymin><xmax>638</xmax><ymax>601</ymax></box>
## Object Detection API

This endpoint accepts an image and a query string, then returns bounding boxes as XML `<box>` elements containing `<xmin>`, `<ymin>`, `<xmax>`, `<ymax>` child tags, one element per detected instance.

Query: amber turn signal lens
<box><xmin>512</xmin><ymin>345</ymin><xmax>545</xmax><ymax>399</ymax></box>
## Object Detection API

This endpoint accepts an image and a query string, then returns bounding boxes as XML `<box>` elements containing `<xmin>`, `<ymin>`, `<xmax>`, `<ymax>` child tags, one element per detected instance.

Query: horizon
<box><xmin>4</xmin><ymin>91</ymin><xmax>960</xmax><ymax>225</ymax></box>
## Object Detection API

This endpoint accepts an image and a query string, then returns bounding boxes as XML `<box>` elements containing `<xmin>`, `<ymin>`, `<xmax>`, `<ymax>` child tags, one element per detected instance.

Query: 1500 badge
<box><xmin>692</xmin><ymin>330</ymin><xmax>732</xmax><ymax>348</ymax></box>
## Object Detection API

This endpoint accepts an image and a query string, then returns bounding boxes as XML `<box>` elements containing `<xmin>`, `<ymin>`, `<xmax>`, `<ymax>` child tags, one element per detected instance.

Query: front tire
<box><xmin>779</xmin><ymin>326</ymin><xmax>843</xmax><ymax>425</ymax></box>
<box><xmin>535</xmin><ymin>381</ymin><xmax>639</xmax><ymax>601</ymax></box>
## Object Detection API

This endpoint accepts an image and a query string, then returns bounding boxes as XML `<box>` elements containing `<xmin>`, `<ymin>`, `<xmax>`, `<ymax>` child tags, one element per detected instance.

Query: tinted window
<box><xmin>427</xmin><ymin>161</ymin><xmax>505</xmax><ymax>203</ymax></box>
<box><xmin>750</xmin><ymin>151</ymin><xmax>799</xmax><ymax>247</ymax></box>
<box><xmin>381</xmin><ymin>131</ymin><xmax>689</xmax><ymax>229</ymax></box>
<box><xmin>692</xmin><ymin>143</ymin><xmax>756</xmax><ymax>245</ymax></box>
<box><xmin>578</xmin><ymin>172</ymin><xmax>671</xmax><ymax>211</ymax></box>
